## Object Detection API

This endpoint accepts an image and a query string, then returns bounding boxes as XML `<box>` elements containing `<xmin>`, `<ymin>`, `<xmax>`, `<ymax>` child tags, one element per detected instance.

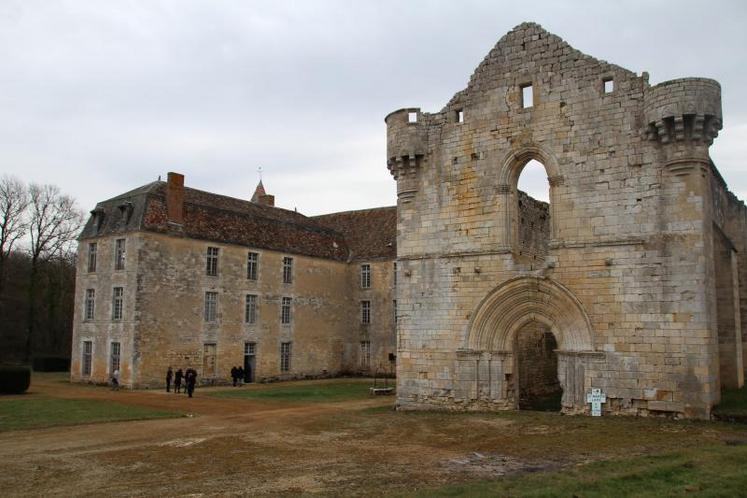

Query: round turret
<box><xmin>385</xmin><ymin>108</ymin><xmax>427</xmax><ymax>201</ymax></box>
<box><xmin>644</xmin><ymin>78</ymin><xmax>722</xmax><ymax>146</ymax></box>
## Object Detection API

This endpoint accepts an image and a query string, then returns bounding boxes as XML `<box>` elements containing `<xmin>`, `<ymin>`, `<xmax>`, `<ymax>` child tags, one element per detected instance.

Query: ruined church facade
<box><xmin>388</xmin><ymin>23</ymin><xmax>745</xmax><ymax>418</ymax></box>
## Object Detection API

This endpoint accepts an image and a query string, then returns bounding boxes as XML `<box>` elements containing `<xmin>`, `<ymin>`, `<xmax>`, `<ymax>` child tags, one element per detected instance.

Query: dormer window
<box><xmin>117</xmin><ymin>201</ymin><xmax>134</xmax><ymax>223</ymax></box>
<box><xmin>90</xmin><ymin>207</ymin><xmax>105</xmax><ymax>234</ymax></box>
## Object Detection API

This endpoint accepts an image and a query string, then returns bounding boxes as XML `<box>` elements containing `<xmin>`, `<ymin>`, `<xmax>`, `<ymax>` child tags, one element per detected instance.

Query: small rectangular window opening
<box><xmin>82</xmin><ymin>341</ymin><xmax>93</xmax><ymax>376</ymax></box>
<box><xmin>521</xmin><ymin>84</ymin><xmax>533</xmax><ymax>108</ymax></box>
<box><xmin>603</xmin><ymin>78</ymin><xmax>614</xmax><ymax>94</ymax></box>
<box><xmin>407</xmin><ymin>112</ymin><xmax>417</xmax><ymax>123</ymax></box>
<box><xmin>280</xmin><ymin>342</ymin><xmax>292</xmax><ymax>372</ymax></box>
<box><xmin>456</xmin><ymin>110</ymin><xmax>464</xmax><ymax>123</ymax></box>
<box><xmin>360</xmin><ymin>264</ymin><xmax>371</xmax><ymax>289</ymax></box>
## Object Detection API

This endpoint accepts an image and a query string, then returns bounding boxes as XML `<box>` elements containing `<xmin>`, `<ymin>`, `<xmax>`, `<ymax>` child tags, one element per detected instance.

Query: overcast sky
<box><xmin>2</xmin><ymin>1</ymin><xmax>746</xmax><ymax>214</ymax></box>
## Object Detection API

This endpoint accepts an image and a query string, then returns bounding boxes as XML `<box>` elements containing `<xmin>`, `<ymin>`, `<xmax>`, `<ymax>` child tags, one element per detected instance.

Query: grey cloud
<box><xmin>1</xmin><ymin>0</ymin><xmax>745</xmax><ymax>214</ymax></box>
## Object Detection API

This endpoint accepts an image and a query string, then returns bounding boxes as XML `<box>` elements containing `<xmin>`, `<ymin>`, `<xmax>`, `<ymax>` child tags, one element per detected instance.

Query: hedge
<box><xmin>0</xmin><ymin>366</ymin><xmax>31</xmax><ymax>394</ymax></box>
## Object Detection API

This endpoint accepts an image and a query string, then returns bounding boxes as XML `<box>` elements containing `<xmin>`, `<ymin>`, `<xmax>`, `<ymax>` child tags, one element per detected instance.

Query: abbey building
<box><xmin>71</xmin><ymin>174</ymin><xmax>396</xmax><ymax>387</ymax></box>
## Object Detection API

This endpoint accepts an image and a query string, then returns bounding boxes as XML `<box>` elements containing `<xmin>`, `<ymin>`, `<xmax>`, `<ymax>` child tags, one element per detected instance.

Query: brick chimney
<box><xmin>251</xmin><ymin>180</ymin><xmax>275</xmax><ymax>207</ymax></box>
<box><xmin>166</xmin><ymin>172</ymin><xmax>184</xmax><ymax>224</ymax></box>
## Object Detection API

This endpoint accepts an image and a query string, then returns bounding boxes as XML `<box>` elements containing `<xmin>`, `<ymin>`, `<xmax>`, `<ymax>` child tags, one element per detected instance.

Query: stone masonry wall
<box><xmin>71</xmin><ymin>234</ymin><xmax>139</xmax><ymax>386</ymax></box>
<box><xmin>389</xmin><ymin>23</ymin><xmax>735</xmax><ymax>418</ymax></box>
<box><xmin>72</xmin><ymin>229</ymin><xmax>397</xmax><ymax>388</ymax></box>
<box><xmin>351</xmin><ymin>260</ymin><xmax>397</xmax><ymax>375</ymax></box>
<box><xmin>517</xmin><ymin>191</ymin><xmax>549</xmax><ymax>263</ymax></box>
<box><xmin>132</xmin><ymin>232</ymin><xmax>355</xmax><ymax>387</ymax></box>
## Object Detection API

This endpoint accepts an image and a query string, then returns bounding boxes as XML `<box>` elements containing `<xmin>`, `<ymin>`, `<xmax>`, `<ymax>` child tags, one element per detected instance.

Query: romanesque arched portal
<box><xmin>457</xmin><ymin>276</ymin><xmax>602</xmax><ymax>413</ymax></box>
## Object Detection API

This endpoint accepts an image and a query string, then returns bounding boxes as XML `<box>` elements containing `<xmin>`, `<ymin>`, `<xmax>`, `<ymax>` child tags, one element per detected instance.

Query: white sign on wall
<box><xmin>586</xmin><ymin>388</ymin><xmax>606</xmax><ymax>416</ymax></box>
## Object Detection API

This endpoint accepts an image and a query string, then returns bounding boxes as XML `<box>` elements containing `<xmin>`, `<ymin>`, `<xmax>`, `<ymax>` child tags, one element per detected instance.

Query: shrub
<box><xmin>32</xmin><ymin>357</ymin><xmax>70</xmax><ymax>372</ymax></box>
<box><xmin>0</xmin><ymin>366</ymin><xmax>31</xmax><ymax>394</ymax></box>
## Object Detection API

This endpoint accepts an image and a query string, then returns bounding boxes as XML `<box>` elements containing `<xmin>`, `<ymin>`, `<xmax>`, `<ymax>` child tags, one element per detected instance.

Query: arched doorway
<box><xmin>465</xmin><ymin>276</ymin><xmax>596</xmax><ymax>413</ymax></box>
<box><xmin>515</xmin><ymin>320</ymin><xmax>562</xmax><ymax>411</ymax></box>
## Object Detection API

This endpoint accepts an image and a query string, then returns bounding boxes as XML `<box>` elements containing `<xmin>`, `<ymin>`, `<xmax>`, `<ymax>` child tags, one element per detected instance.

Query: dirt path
<box><xmin>1</xmin><ymin>376</ymin><xmax>746</xmax><ymax>497</ymax></box>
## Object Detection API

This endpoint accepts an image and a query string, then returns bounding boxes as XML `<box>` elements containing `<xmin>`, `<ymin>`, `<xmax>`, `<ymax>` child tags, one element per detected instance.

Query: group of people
<box><xmin>165</xmin><ymin>367</ymin><xmax>198</xmax><ymax>397</ymax></box>
<box><xmin>230</xmin><ymin>366</ymin><xmax>247</xmax><ymax>386</ymax></box>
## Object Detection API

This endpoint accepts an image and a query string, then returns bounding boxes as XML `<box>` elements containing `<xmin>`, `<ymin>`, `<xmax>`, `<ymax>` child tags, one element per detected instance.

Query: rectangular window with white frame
<box><xmin>84</xmin><ymin>289</ymin><xmax>95</xmax><ymax>321</ymax></box>
<box><xmin>280</xmin><ymin>342</ymin><xmax>292</xmax><ymax>372</ymax></box>
<box><xmin>282</xmin><ymin>257</ymin><xmax>293</xmax><ymax>284</ymax></box>
<box><xmin>206</xmin><ymin>246</ymin><xmax>219</xmax><ymax>276</ymax></box>
<box><xmin>361</xmin><ymin>264</ymin><xmax>371</xmax><ymax>288</ymax></box>
<box><xmin>82</xmin><ymin>340</ymin><xmax>93</xmax><ymax>376</ymax></box>
<box><xmin>112</xmin><ymin>287</ymin><xmax>124</xmax><ymax>321</ymax></box>
<box><xmin>361</xmin><ymin>300</ymin><xmax>371</xmax><ymax>325</ymax></box>
<box><xmin>247</xmin><ymin>252</ymin><xmax>259</xmax><ymax>280</ymax></box>
<box><xmin>88</xmin><ymin>242</ymin><xmax>97</xmax><ymax>272</ymax></box>
<box><xmin>114</xmin><ymin>238</ymin><xmax>126</xmax><ymax>270</ymax></box>
<box><xmin>204</xmin><ymin>291</ymin><xmax>218</xmax><ymax>322</ymax></box>
<box><xmin>360</xmin><ymin>341</ymin><xmax>371</xmax><ymax>369</ymax></box>
<box><xmin>281</xmin><ymin>296</ymin><xmax>292</xmax><ymax>324</ymax></box>
<box><xmin>245</xmin><ymin>294</ymin><xmax>257</xmax><ymax>324</ymax></box>
<box><xmin>110</xmin><ymin>341</ymin><xmax>121</xmax><ymax>373</ymax></box>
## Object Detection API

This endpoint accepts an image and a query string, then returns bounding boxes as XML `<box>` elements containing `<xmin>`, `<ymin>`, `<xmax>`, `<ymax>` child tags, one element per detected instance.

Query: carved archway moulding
<box><xmin>498</xmin><ymin>144</ymin><xmax>562</xmax><ymax>187</ymax></box>
<box><xmin>465</xmin><ymin>276</ymin><xmax>595</xmax><ymax>352</ymax></box>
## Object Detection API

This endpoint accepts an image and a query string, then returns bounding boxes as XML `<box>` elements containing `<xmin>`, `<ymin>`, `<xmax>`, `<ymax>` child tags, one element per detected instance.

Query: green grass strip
<box><xmin>411</xmin><ymin>444</ymin><xmax>747</xmax><ymax>498</ymax></box>
<box><xmin>0</xmin><ymin>397</ymin><xmax>181</xmax><ymax>432</ymax></box>
<box><xmin>209</xmin><ymin>381</ymin><xmax>373</xmax><ymax>403</ymax></box>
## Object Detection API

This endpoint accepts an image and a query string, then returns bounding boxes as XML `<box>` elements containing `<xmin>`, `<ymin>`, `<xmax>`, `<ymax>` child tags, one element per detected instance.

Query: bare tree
<box><xmin>25</xmin><ymin>184</ymin><xmax>83</xmax><ymax>361</ymax></box>
<box><xmin>0</xmin><ymin>175</ymin><xmax>29</xmax><ymax>294</ymax></box>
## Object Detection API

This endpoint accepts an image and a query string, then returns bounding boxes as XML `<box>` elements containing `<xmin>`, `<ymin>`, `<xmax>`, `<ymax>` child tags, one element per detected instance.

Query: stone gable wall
<box><xmin>388</xmin><ymin>23</ymin><xmax>743</xmax><ymax>418</ymax></box>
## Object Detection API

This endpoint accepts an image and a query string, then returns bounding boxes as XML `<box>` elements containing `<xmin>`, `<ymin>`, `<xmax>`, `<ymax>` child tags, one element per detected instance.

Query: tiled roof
<box><xmin>79</xmin><ymin>181</ymin><xmax>396</xmax><ymax>262</ymax></box>
<box><xmin>313</xmin><ymin>207</ymin><xmax>397</xmax><ymax>261</ymax></box>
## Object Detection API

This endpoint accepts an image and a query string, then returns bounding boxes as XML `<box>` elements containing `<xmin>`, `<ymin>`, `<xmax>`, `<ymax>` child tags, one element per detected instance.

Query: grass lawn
<box><xmin>208</xmin><ymin>380</ymin><xmax>376</xmax><ymax>403</ymax></box>
<box><xmin>0</xmin><ymin>398</ymin><xmax>181</xmax><ymax>432</ymax></box>
<box><xmin>414</xmin><ymin>444</ymin><xmax>747</xmax><ymax>497</ymax></box>
<box><xmin>713</xmin><ymin>386</ymin><xmax>747</xmax><ymax>419</ymax></box>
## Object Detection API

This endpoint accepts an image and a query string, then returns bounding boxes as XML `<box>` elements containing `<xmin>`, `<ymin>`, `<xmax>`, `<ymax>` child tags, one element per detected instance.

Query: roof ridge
<box><xmin>313</xmin><ymin>205</ymin><xmax>396</xmax><ymax>217</ymax></box>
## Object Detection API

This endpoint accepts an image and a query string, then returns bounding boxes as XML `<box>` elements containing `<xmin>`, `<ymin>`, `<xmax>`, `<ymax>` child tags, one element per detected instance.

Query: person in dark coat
<box><xmin>185</xmin><ymin>368</ymin><xmax>197</xmax><ymax>398</ymax></box>
<box><xmin>236</xmin><ymin>366</ymin><xmax>245</xmax><ymax>386</ymax></box>
<box><xmin>166</xmin><ymin>367</ymin><xmax>173</xmax><ymax>392</ymax></box>
<box><xmin>174</xmin><ymin>368</ymin><xmax>183</xmax><ymax>393</ymax></box>
<box><xmin>230</xmin><ymin>366</ymin><xmax>238</xmax><ymax>387</ymax></box>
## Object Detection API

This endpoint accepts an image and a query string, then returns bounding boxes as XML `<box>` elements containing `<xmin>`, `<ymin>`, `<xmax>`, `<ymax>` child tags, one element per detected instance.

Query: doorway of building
<box><xmin>244</xmin><ymin>342</ymin><xmax>256</xmax><ymax>383</ymax></box>
<box><xmin>515</xmin><ymin>321</ymin><xmax>562</xmax><ymax>411</ymax></box>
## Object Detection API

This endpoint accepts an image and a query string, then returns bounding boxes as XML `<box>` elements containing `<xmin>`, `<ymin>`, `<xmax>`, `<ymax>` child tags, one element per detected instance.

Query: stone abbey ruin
<box><xmin>388</xmin><ymin>23</ymin><xmax>744</xmax><ymax>418</ymax></box>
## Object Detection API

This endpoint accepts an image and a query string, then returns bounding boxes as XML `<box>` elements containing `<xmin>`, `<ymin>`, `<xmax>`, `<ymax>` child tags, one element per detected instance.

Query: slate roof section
<box><xmin>79</xmin><ymin>181</ymin><xmax>396</xmax><ymax>263</ymax></box>
<box><xmin>313</xmin><ymin>207</ymin><xmax>397</xmax><ymax>262</ymax></box>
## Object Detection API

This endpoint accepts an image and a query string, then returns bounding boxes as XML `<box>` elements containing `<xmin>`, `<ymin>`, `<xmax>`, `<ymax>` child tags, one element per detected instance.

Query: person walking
<box><xmin>237</xmin><ymin>366</ymin><xmax>245</xmax><ymax>386</ymax></box>
<box><xmin>111</xmin><ymin>369</ymin><xmax>120</xmax><ymax>391</ymax></box>
<box><xmin>230</xmin><ymin>366</ymin><xmax>238</xmax><ymax>387</ymax></box>
<box><xmin>174</xmin><ymin>368</ymin><xmax>183</xmax><ymax>393</ymax></box>
<box><xmin>166</xmin><ymin>367</ymin><xmax>173</xmax><ymax>393</ymax></box>
<box><xmin>185</xmin><ymin>368</ymin><xmax>197</xmax><ymax>398</ymax></box>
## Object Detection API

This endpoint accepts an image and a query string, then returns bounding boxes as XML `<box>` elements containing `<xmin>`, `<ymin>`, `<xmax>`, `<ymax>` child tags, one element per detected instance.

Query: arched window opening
<box><xmin>515</xmin><ymin>159</ymin><xmax>550</xmax><ymax>262</ymax></box>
